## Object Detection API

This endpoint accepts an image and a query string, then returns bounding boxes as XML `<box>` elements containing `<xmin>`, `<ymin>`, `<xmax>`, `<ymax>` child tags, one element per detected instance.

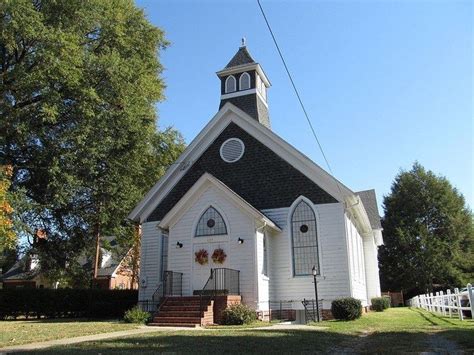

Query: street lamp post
<box><xmin>312</xmin><ymin>265</ymin><xmax>320</xmax><ymax>322</ymax></box>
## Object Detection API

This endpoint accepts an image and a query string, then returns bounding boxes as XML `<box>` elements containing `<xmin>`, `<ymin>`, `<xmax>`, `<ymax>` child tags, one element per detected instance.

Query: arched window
<box><xmin>195</xmin><ymin>206</ymin><xmax>227</xmax><ymax>237</ymax></box>
<box><xmin>239</xmin><ymin>72</ymin><xmax>251</xmax><ymax>90</ymax></box>
<box><xmin>291</xmin><ymin>200</ymin><xmax>319</xmax><ymax>276</ymax></box>
<box><xmin>225</xmin><ymin>75</ymin><xmax>236</xmax><ymax>93</ymax></box>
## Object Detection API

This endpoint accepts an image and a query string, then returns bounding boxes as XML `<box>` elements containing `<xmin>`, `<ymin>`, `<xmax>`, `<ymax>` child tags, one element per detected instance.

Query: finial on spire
<box><xmin>241</xmin><ymin>37</ymin><xmax>246</xmax><ymax>47</ymax></box>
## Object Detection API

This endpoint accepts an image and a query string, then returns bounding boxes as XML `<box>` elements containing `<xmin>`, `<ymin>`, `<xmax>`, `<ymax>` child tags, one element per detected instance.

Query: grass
<box><xmin>0</xmin><ymin>318</ymin><xmax>139</xmax><ymax>348</ymax></box>
<box><xmin>311</xmin><ymin>307</ymin><xmax>474</xmax><ymax>353</ymax></box>
<box><xmin>4</xmin><ymin>308</ymin><xmax>474</xmax><ymax>354</ymax></box>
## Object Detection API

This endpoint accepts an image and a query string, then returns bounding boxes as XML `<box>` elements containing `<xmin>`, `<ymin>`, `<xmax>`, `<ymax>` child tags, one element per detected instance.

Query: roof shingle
<box><xmin>357</xmin><ymin>189</ymin><xmax>382</xmax><ymax>230</ymax></box>
<box><xmin>225</xmin><ymin>46</ymin><xmax>256</xmax><ymax>69</ymax></box>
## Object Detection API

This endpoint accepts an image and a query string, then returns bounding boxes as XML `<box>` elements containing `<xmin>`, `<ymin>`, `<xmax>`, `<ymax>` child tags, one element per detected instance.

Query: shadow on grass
<box><xmin>410</xmin><ymin>307</ymin><xmax>472</xmax><ymax>327</ymax></box>
<box><xmin>21</xmin><ymin>328</ymin><xmax>472</xmax><ymax>355</ymax></box>
<box><xmin>2</xmin><ymin>317</ymin><xmax>123</xmax><ymax>324</ymax></box>
<box><xmin>410</xmin><ymin>308</ymin><xmax>438</xmax><ymax>326</ymax></box>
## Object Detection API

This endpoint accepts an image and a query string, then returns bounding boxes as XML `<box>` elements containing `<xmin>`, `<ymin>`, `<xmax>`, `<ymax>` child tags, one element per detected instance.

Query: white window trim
<box><xmin>225</xmin><ymin>75</ymin><xmax>236</xmax><ymax>93</ymax></box>
<box><xmin>239</xmin><ymin>72</ymin><xmax>251</xmax><ymax>91</ymax></box>
<box><xmin>194</xmin><ymin>205</ymin><xmax>229</xmax><ymax>237</ymax></box>
<box><xmin>287</xmin><ymin>196</ymin><xmax>323</xmax><ymax>278</ymax></box>
<box><xmin>191</xmin><ymin>203</ymin><xmax>231</xmax><ymax>238</ymax></box>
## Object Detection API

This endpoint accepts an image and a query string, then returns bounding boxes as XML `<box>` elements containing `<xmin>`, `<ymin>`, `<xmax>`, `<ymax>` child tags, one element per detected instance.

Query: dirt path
<box><xmin>421</xmin><ymin>332</ymin><xmax>463</xmax><ymax>355</ymax></box>
<box><xmin>327</xmin><ymin>330</ymin><xmax>465</xmax><ymax>354</ymax></box>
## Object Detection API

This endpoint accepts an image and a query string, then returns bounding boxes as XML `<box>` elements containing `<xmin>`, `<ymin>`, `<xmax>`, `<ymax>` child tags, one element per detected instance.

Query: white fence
<box><xmin>408</xmin><ymin>283</ymin><xmax>474</xmax><ymax>321</ymax></box>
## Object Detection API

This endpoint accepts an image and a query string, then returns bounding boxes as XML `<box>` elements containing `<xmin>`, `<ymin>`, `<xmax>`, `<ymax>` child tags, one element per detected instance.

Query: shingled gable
<box><xmin>158</xmin><ymin>172</ymin><xmax>281</xmax><ymax>231</ymax></box>
<box><xmin>129</xmin><ymin>103</ymin><xmax>355</xmax><ymax>223</ymax></box>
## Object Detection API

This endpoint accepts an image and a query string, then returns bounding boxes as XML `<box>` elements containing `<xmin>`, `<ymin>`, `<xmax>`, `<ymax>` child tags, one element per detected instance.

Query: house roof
<box><xmin>224</xmin><ymin>46</ymin><xmax>256</xmax><ymax>69</ymax></box>
<box><xmin>129</xmin><ymin>103</ymin><xmax>362</xmax><ymax>224</ymax></box>
<box><xmin>1</xmin><ymin>257</ymin><xmax>39</xmax><ymax>281</ymax></box>
<box><xmin>1</xmin><ymin>236</ymin><xmax>127</xmax><ymax>282</ymax></box>
<box><xmin>159</xmin><ymin>172</ymin><xmax>281</xmax><ymax>232</ymax></box>
<box><xmin>357</xmin><ymin>189</ymin><xmax>382</xmax><ymax>230</ymax></box>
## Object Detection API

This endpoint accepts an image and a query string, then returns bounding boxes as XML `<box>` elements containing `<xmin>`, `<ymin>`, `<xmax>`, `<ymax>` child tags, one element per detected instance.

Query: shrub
<box><xmin>221</xmin><ymin>304</ymin><xmax>256</xmax><ymax>325</ymax></box>
<box><xmin>371</xmin><ymin>297</ymin><xmax>391</xmax><ymax>312</ymax></box>
<box><xmin>331</xmin><ymin>297</ymin><xmax>362</xmax><ymax>320</ymax></box>
<box><xmin>124</xmin><ymin>306</ymin><xmax>151</xmax><ymax>324</ymax></box>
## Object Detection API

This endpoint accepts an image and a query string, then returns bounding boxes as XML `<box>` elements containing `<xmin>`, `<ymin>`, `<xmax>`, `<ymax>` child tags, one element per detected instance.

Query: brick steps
<box><xmin>151</xmin><ymin>296</ymin><xmax>214</xmax><ymax>327</ymax></box>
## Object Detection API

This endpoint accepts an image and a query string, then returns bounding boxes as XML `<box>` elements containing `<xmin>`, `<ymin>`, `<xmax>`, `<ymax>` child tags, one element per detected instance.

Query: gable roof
<box><xmin>225</xmin><ymin>46</ymin><xmax>256</xmax><ymax>69</ymax></box>
<box><xmin>159</xmin><ymin>172</ymin><xmax>281</xmax><ymax>232</ymax></box>
<box><xmin>129</xmin><ymin>103</ymin><xmax>358</xmax><ymax>224</ymax></box>
<box><xmin>357</xmin><ymin>189</ymin><xmax>382</xmax><ymax>230</ymax></box>
<box><xmin>1</xmin><ymin>257</ymin><xmax>39</xmax><ymax>281</ymax></box>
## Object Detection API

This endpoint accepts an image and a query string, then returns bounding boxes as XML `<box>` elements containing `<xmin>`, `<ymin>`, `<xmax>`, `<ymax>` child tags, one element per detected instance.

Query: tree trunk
<box><xmin>93</xmin><ymin>221</ymin><xmax>101</xmax><ymax>280</ymax></box>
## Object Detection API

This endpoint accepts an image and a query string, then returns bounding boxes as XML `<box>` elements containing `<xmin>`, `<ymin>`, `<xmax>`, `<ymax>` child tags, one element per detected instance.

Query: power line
<box><xmin>256</xmin><ymin>0</ymin><xmax>345</xmax><ymax>200</ymax></box>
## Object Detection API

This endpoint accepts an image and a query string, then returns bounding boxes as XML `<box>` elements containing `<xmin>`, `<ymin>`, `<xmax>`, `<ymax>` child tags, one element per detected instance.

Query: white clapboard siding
<box><xmin>363</xmin><ymin>232</ymin><xmax>382</xmax><ymax>300</ymax></box>
<box><xmin>256</xmin><ymin>230</ymin><xmax>270</xmax><ymax>311</ymax></box>
<box><xmin>139</xmin><ymin>221</ymin><xmax>162</xmax><ymax>301</ymax></box>
<box><xmin>263</xmin><ymin>202</ymin><xmax>351</xmax><ymax>309</ymax></box>
<box><xmin>345</xmin><ymin>215</ymin><xmax>368</xmax><ymax>305</ymax></box>
<box><xmin>168</xmin><ymin>186</ymin><xmax>258</xmax><ymax>308</ymax></box>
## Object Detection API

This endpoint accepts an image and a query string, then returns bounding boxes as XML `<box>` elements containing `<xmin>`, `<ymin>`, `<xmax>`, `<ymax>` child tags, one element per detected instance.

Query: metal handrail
<box><xmin>302</xmin><ymin>298</ymin><xmax>322</xmax><ymax>323</ymax></box>
<box><xmin>151</xmin><ymin>282</ymin><xmax>164</xmax><ymax>303</ymax></box>
<box><xmin>150</xmin><ymin>271</ymin><xmax>184</xmax><ymax>311</ymax></box>
<box><xmin>198</xmin><ymin>268</ymin><xmax>240</xmax><ymax>317</ymax></box>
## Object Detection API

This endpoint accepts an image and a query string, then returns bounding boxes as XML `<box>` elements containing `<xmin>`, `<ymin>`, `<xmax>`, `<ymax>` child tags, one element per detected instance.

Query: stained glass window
<box><xmin>291</xmin><ymin>200</ymin><xmax>319</xmax><ymax>276</ymax></box>
<box><xmin>195</xmin><ymin>207</ymin><xmax>227</xmax><ymax>237</ymax></box>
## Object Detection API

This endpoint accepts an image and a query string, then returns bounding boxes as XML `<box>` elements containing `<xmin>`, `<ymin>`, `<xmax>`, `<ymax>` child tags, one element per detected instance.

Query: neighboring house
<box><xmin>92</xmin><ymin>236</ymin><xmax>138</xmax><ymax>290</ymax></box>
<box><xmin>1</xmin><ymin>236</ymin><xmax>137</xmax><ymax>290</ymax></box>
<box><xmin>129</xmin><ymin>43</ymin><xmax>383</xmax><ymax>323</ymax></box>
<box><xmin>1</xmin><ymin>254</ymin><xmax>53</xmax><ymax>289</ymax></box>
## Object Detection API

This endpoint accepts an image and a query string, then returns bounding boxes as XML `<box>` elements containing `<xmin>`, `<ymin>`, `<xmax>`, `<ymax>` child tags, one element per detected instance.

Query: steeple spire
<box><xmin>216</xmin><ymin>43</ymin><xmax>271</xmax><ymax>128</ymax></box>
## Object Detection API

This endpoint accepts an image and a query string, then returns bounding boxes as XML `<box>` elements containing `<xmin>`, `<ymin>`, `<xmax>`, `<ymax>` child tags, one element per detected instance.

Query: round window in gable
<box><xmin>300</xmin><ymin>224</ymin><xmax>309</xmax><ymax>233</ymax></box>
<box><xmin>220</xmin><ymin>138</ymin><xmax>245</xmax><ymax>163</ymax></box>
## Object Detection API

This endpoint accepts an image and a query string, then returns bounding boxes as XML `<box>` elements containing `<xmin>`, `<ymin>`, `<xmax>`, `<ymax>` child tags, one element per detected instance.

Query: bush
<box><xmin>0</xmin><ymin>289</ymin><xmax>138</xmax><ymax>320</ymax></box>
<box><xmin>124</xmin><ymin>306</ymin><xmax>150</xmax><ymax>324</ymax></box>
<box><xmin>371</xmin><ymin>297</ymin><xmax>390</xmax><ymax>312</ymax></box>
<box><xmin>221</xmin><ymin>304</ymin><xmax>256</xmax><ymax>325</ymax></box>
<box><xmin>331</xmin><ymin>297</ymin><xmax>362</xmax><ymax>320</ymax></box>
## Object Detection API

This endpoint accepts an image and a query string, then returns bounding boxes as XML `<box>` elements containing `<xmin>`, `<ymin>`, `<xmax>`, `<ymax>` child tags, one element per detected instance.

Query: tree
<box><xmin>0</xmin><ymin>165</ymin><xmax>15</xmax><ymax>252</ymax></box>
<box><xmin>0</xmin><ymin>0</ymin><xmax>185</xmax><ymax>282</ymax></box>
<box><xmin>379</xmin><ymin>163</ymin><xmax>473</xmax><ymax>298</ymax></box>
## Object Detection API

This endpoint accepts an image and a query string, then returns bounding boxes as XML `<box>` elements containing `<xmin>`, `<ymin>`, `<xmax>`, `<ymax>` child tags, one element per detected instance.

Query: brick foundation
<box><xmin>213</xmin><ymin>295</ymin><xmax>241</xmax><ymax>324</ymax></box>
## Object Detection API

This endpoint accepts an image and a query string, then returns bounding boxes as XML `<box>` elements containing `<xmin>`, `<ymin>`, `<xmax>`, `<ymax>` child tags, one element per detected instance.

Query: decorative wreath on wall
<box><xmin>212</xmin><ymin>248</ymin><xmax>227</xmax><ymax>264</ymax></box>
<box><xmin>194</xmin><ymin>249</ymin><xmax>209</xmax><ymax>265</ymax></box>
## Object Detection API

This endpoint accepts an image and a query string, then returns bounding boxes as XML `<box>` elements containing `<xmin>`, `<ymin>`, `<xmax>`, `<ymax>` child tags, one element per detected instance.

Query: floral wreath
<box><xmin>211</xmin><ymin>248</ymin><xmax>227</xmax><ymax>264</ymax></box>
<box><xmin>194</xmin><ymin>249</ymin><xmax>208</xmax><ymax>265</ymax></box>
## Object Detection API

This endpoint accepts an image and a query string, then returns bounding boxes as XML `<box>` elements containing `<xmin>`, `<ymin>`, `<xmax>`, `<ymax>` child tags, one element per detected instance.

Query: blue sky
<box><xmin>136</xmin><ymin>0</ymin><xmax>473</xmax><ymax>213</ymax></box>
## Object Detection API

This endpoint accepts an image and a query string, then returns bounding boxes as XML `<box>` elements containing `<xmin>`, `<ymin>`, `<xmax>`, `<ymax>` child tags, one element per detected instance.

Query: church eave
<box><xmin>129</xmin><ymin>103</ymin><xmax>355</xmax><ymax>223</ymax></box>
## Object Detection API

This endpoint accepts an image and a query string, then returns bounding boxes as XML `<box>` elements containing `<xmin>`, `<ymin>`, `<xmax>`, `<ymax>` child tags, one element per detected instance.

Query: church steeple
<box><xmin>216</xmin><ymin>41</ymin><xmax>271</xmax><ymax>128</ymax></box>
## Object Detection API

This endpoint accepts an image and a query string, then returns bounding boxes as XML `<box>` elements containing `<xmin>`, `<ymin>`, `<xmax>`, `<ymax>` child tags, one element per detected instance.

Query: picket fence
<box><xmin>408</xmin><ymin>283</ymin><xmax>474</xmax><ymax>321</ymax></box>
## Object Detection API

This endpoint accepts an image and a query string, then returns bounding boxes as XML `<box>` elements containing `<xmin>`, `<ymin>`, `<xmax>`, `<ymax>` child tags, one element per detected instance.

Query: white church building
<box><xmin>129</xmin><ymin>43</ymin><xmax>383</xmax><ymax>325</ymax></box>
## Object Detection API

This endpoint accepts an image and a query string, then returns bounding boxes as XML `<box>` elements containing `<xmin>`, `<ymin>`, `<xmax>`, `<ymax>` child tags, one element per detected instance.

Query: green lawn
<box><xmin>0</xmin><ymin>319</ymin><xmax>139</xmax><ymax>347</ymax></box>
<box><xmin>24</xmin><ymin>308</ymin><xmax>473</xmax><ymax>354</ymax></box>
